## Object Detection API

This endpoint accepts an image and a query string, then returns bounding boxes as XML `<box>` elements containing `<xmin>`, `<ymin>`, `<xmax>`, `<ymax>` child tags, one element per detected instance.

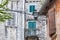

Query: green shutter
<box><xmin>28</xmin><ymin>21</ymin><xmax>36</xmax><ymax>35</ymax></box>
<box><xmin>28</xmin><ymin>21</ymin><xmax>36</xmax><ymax>29</ymax></box>
<box><xmin>29</xmin><ymin>5</ymin><xmax>35</xmax><ymax>12</ymax></box>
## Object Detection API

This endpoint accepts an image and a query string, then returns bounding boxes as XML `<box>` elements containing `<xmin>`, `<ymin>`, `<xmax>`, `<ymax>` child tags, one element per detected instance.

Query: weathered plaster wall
<box><xmin>47</xmin><ymin>16</ymin><xmax>51</xmax><ymax>40</ymax></box>
<box><xmin>55</xmin><ymin>0</ymin><xmax>60</xmax><ymax>40</ymax></box>
<box><xmin>46</xmin><ymin>7</ymin><xmax>55</xmax><ymax>40</ymax></box>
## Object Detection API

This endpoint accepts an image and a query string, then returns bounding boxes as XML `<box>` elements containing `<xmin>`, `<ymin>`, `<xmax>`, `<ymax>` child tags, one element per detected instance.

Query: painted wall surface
<box><xmin>0</xmin><ymin>0</ymin><xmax>25</xmax><ymax>40</ymax></box>
<box><xmin>47</xmin><ymin>7</ymin><xmax>55</xmax><ymax>40</ymax></box>
<box><xmin>55</xmin><ymin>0</ymin><xmax>60</xmax><ymax>40</ymax></box>
<box><xmin>0</xmin><ymin>23</ymin><xmax>5</xmax><ymax>40</ymax></box>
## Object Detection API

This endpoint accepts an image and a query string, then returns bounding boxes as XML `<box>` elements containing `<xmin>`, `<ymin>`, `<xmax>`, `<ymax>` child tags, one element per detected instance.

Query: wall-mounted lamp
<box><xmin>32</xmin><ymin>10</ymin><xmax>38</xmax><ymax>20</ymax></box>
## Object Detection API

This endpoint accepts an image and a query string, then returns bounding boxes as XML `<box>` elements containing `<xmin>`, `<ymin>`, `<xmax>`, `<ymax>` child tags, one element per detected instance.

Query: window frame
<box><xmin>29</xmin><ymin>5</ymin><xmax>35</xmax><ymax>12</ymax></box>
<box><xmin>27</xmin><ymin>20</ymin><xmax>37</xmax><ymax>35</ymax></box>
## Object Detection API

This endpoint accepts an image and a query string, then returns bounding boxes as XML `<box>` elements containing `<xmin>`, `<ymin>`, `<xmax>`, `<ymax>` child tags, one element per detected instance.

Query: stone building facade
<box><xmin>0</xmin><ymin>0</ymin><xmax>25</xmax><ymax>40</ymax></box>
<box><xmin>0</xmin><ymin>0</ymin><xmax>47</xmax><ymax>40</ymax></box>
<box><xmin>24</xmin><ymin>0</ymin><xmax>47</xmax><ymax>40</ymax></box>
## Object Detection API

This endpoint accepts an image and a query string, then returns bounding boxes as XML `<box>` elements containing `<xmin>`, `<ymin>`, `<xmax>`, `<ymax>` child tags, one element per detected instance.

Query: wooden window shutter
<box><xmin>48</xmin><ymin>8</ymin><xmax>56</xmax><ymax>37</ymax></box>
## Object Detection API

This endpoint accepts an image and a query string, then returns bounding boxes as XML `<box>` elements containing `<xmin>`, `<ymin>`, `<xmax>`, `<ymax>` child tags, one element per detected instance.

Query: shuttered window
<box><xmin>28</xmin><ymin>21</ymin><xmax>36</xmax><ymax>36</ymax></box>
<box><xmin>29</xmin><ymin>5</ymin><xmax>35</xmax><ymax>12</ymax></box>
<box><xmin>28</xmin><ymin>21</ymin><xmax>36</xmax><ymax>29</ymax></box>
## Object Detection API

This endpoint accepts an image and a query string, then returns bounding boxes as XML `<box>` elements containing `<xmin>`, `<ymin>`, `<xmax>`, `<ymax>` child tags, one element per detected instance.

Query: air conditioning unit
<box><xmin>9</xmin><ymin>0</ymin><xmax>19</xmax><ymax>2</ymax></box>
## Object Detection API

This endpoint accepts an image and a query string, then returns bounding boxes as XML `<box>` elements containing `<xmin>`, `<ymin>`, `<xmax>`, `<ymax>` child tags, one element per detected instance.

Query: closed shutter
<box><xmin>48</xmin><ymin>8</ymin><xmax>56</xmax><ymax>37</ymax></box>
<box><xmin>29</xmin><ymin>5</ymin><xmax>35</xmax><ymax>12</ymax></box>
<box><xmin>28</xmin><ymin>21</ymin><xmax>36</xmax><ymax>29</ymax></box>
<box><xmin>28</xmin><ymin>21</ymin><xmax>36</xmax><ymax>35</ymax></box>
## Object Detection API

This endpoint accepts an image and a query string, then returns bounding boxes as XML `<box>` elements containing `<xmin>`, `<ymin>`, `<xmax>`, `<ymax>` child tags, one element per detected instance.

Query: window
<box><xmin>28</xmin><ymin>21</ymin><xmax>36</xmax><ymax>36</ymax></box>
<box><xmin>29</xmin><ymin>5</ymin><xmax>35</xmax><ymax>12</ymax></box>
<box><xmin>28</xmin><ymin>21</ymin><xmax>36</xmax><ymax>29</ymax></box>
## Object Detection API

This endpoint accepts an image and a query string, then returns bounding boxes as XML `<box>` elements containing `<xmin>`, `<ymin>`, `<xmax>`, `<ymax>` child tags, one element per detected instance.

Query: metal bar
<box><xmin>2</xmin><ymin>9</ymin><xmax>32</xmax><ymax>15</ymax></box>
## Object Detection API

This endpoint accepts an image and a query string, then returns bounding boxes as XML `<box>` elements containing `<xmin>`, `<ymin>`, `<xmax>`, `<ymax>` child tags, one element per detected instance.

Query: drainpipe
<box><xmin>21</xmin><ymin>0</ymin><xmax>25</xmax><ymax>40</ymax></box>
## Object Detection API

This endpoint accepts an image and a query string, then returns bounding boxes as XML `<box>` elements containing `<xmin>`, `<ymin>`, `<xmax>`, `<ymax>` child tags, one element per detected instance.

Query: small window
<box><xmin>28</xmin><ymin>21</ymin><xmax>36</xmax><ymax>29</ymax></box>
<box><xmin>29</xmin><ymin>5</ymin><xmax>35</xmax><ymax>12</ymax></box>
